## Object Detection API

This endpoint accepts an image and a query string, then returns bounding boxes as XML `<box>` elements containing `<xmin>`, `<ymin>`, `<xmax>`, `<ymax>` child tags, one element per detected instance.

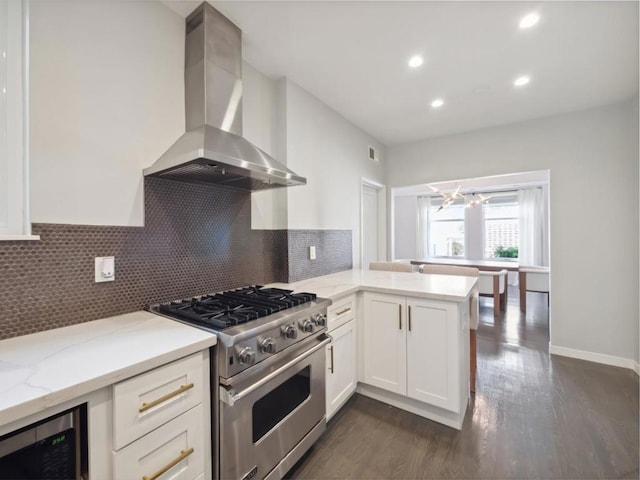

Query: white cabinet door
<box><xmin>362</xmin><ymin>292</ymin><xmax>406</xmax><ymax>395</ymax></box>
<box><xmin>327</xmin><ymin>294</ymin><xmax>356</xmax><ymax>332</ymax></box>
<box><xmin>326</xmin><ymin>320</ymin><xmax>357</xmax><ymax>420</ymax></box>
<box><xmin>113</xmin><ymin>352</ymin><xmax>204</xmax><ymax>450</ymax></box>
<box><xmin>406</xmin><ymin>298</ymin><xmax>460</xmax><ymax>412</ymax></box>
<box><xmin>113</xmin><ymin>404</ymin><xmax>205</xmax><ymax>480</ymax></box>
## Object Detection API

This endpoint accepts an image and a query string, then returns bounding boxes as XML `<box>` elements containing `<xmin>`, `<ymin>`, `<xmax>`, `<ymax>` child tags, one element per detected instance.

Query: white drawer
<box><xmin>113</xmin><ymin>352</ymin><xmax>204</xmax><ymax>449</ymax></box>
<box><xmin>327</xmin><ymin>294</ymin><xmax>356</xmax><ymax>332</ymax></box>
<box><xmin>113</xmin><ymin>404</ymin><xmax>205</xmax><ymax>480</ymax></box>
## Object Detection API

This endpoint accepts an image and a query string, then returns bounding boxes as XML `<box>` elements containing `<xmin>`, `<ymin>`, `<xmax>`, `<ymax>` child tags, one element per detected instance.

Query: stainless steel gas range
<box><xmin>149</xmin><ymin>286</ymin><xmax>331</xmax><ymax>480</ymax></box>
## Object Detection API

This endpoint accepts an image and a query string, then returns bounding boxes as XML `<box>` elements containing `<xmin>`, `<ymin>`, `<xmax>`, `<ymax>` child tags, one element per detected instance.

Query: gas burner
<box><xmin>153</xmin><ymin>285</ymin><xmax>317</xmax><ymax>331</ymax></box>
<box><xmin>148</xmin><ymin>284</ymin><xmax>330</xmax><ymax>379</ymax></box>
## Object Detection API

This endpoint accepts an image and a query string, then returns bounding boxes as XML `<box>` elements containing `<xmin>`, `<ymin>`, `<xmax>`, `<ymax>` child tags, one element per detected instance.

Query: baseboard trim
<box><xmin>549</xmin><ymin>344</ymin><xmax>639</xmax><ymax>374</ymax></box>
<box><xmin>356</xmin><ymin>383</ymin><xmax>465</xmax><ymax>430</ymax></box>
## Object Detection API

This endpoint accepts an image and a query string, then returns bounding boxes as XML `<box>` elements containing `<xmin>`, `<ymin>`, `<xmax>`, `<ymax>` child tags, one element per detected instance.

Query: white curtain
<box><xmin>417</xmin><ymin>196</ymin><xmax>431</xmax><ymax>258</ymax></box>
<box><xmin>518</xmin><ymin>188</ymin><xmax>544</xmax><ymax>266</ymax></box>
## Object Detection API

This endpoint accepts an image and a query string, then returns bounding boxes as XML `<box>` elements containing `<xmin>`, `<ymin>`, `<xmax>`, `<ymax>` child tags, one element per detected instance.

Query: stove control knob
<box><xmin>259</xmin><ymin>337</ymin><xmax>277</xmax><ymax>354</ymax></box>
<box><xmin>281</xmin><ymin>324</ymin><xmax>297</xmax><ymax>339</ymax></box>
<box><xmin>238</xmin><ymin>347</ymin><xmax>256</xmax><ymax>365</ymax></box>
<box><xmin>300</xmin><ymin>319</ymin><xmax>314</xmax><ymax>333</ymax></box>
<box><xmin>313</xmin><ymin>313</ymin><xmax>327</xmax><ymax>327</ymax></box>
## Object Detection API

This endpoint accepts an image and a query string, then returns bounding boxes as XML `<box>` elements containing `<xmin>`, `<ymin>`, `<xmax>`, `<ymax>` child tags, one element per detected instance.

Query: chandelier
<box><xmin>428</xmin><ymin>185</ymin><xmax>492</xmax><ymax>211</ymax></box>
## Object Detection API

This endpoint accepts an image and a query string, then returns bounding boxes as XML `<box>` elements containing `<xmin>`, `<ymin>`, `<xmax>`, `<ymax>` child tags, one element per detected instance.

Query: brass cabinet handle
<box><xmin>329</xmin><ymin>345</ymin><xmax>334</xmax><ymax>374</ymax></box>
<box><xmin>408</xmin><ymin>305</ymin><xmax>412</xmax><ymax>332</ymax></box>
<box><xmin>336</xmin><ymin>307</ymin><xmax>351</xmax><ymax>316</ymax></box>
<box><xmin>398</xmin><ymin>304</ymin><xmax>402</xmax><ymax>330</ymax></box>
<box><xmin>139</xmin><ymin>383</ymin><xmax>194</xmax><ymax>413</ymax></box>
<box><xmin>142</xmin><ymin>448</ymin><xmax>194</xmax><ymax>480</ymax></box>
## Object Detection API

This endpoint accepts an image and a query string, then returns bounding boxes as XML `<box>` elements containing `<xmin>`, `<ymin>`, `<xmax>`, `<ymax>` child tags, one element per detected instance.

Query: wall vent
<box><xmin>368</xmin><ymin>145</ymin><xmax>379</xmax><ymax>162</ymax></box>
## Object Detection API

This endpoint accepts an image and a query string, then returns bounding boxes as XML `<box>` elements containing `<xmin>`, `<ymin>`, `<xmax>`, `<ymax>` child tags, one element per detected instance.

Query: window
<box><xmin>418</xmin><ymin>190</ymin><xmax>522</xmax><ymax>260</ymax></box>
<box><xmin>429</xmin><ymin>198</ymin><xmax>465</xmax><ymax>257</ymax></box>
<box><xmin>0</xmin><ymin>0</ymin><xmax>35</xmax><ymax>239</ymax></box>
<box><xmin>483</xmin><ymin>195</ymin><xmax>519</xmax><ymax>258</ymax></box>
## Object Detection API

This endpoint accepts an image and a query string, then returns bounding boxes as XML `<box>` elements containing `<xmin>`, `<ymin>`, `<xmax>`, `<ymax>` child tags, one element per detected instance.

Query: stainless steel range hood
<box><xmin>144</xmin><ymin>2</ymin><xmax>306</xmax><ymax>190</ymax></box>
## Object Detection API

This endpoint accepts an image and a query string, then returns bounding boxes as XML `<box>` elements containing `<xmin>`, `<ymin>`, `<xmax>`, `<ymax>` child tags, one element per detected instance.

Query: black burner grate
<box><xmin>156</xmin><ymin>286</ymin><xmax>316</xmax><ymax>330</ymax></box>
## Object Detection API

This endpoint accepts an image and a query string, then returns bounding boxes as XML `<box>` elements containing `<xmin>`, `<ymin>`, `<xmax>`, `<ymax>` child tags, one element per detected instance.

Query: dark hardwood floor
<box><xmin>286</xmin><ymin>287</ymin><xmax>639</xmax><ymax>479</ymax></box>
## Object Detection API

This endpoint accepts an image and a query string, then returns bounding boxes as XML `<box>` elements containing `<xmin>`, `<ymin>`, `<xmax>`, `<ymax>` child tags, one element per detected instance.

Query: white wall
<box><xmin>464</xmin><ymin>204</ymin><xmax>485</xmax><ymax>260</ymax></box>
<box><xmin>30</xmin><ymin>0</ymin><xmax>184</xmax><ymax>226</ymax></box>
<box><xmin>393</xmin><ymin>195</ymin><xmax>417</xmax><ymax>259</ymax></box>
<box><xmin>636</xmin><ymin>95</ymin><xmax>640</xmax><ymax>370</ymax></box>
<box><xmin>282</xmin><ymin>79</ymin><xmax>387</xmax><ymax>267</ymax></box>
<box><xmin>243</xmin><ymin>63</ymin><xmax>288</xmax><ymax>230</ymax></box>
<box><xmin>29</xmin><ymin>1</ymin><xmax>291</xmax><ymax>230</ymax></box>
<box><xmin>28</xmin><ymin>1</ymin><xmax>389</xmax><ymax>268</ymax></box>
<box><xmin>388</xmin><ymin>100</ymin><xmax>640</xmax><ymax>365</ymax></box>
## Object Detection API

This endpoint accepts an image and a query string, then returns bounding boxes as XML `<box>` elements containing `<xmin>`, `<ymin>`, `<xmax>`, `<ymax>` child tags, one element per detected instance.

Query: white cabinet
<box><xmin>362</xmin><ymin>293</ymin><xmax>406</xmax><ymax>395</ymax></box>
<box><xmin>362</xmin><ymin>292</ymin><xmax>465</xmax><ymax>414</ymax></box>
<box><xmin>113</xmin><ymin>352</ymin><xmax>204</xmax><ymax>449</ymax></box>
<box><xmin>405</xmin><ymin>298</ymin><xmax>459</xmax><ymax>410</ymax></box>
<box><xmin>113</xmin><ymin>404</ymin><xmax>205</xmax><ymax>480</ymax></box>
<box><xmin>112</xmin><ymin>352</ymin><xmax>207</xmax><ymax>479</ymax></box>
<box><xmin>326</xmin><ymin>320</ymin><xmax>357</xmax><ymax>420</ymax></box>
<box><xmin>327</xmin><ymin>294</ymin><xmax>356</xmax><ymax>331</ymax></box>
<box><xmin>325</xmin><ymin>294</ymin><xmax>357</xmax><ymax>420</ymax></box>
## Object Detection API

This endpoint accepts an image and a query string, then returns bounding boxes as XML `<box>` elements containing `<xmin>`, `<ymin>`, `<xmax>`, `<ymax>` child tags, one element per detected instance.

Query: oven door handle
<box><xmin>220</xmin><ymin>334</ymin><xmax>332</xmax><ymax>407</ymax></box>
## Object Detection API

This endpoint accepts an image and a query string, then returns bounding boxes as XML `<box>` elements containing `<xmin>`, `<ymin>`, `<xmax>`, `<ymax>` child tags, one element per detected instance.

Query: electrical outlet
<box><xmin>309</xmin><ymin>246</ymin><xmax>316</xmax><ymax>260</ymax></box>
<box><xmin>95</xmin><ymin>256</ymin><xmax>115</xmax><ymax>282</ymax></box>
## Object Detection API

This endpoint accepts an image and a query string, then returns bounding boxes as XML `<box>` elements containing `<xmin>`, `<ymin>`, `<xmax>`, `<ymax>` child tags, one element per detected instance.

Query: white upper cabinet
<box><xmin>0</xmin><ymin>0</ymin><xmax>36</xmax><ymax>240</ymax></box>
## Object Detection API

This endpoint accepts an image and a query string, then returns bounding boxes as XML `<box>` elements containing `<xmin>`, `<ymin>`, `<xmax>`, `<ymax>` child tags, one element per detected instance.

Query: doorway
<box><xmin>361</xmin><ymin>179</ymin><xmax>385</xmax><ymax>269</ymax></box>
<box><xmin>390</xmin><ymin>170</ymin><xmax>551</xmax><ymax>347</ymax></box>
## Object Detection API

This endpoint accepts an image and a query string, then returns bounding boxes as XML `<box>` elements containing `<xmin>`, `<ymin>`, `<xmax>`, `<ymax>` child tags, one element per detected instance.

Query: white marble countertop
<box><xmin>0</xmin><ymin>311</ymin><xmax>216</xmax><ymax>428</ymax></box>
<box><xmin>269</xmin><ymin>268</ymin><xmax>477</xmax><ymax>302</ymax></box>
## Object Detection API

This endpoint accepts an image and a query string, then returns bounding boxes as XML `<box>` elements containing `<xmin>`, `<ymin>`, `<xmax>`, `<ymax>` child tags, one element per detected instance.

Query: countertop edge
<box><xmin>270</xmin><ymin>269</ymin><xmax>476</xmax><ymax>302</ymax></box>
<box><xmin>356</xmin><ymin>284</ymin><xmax>473</xmax><ymax>302</ymax></box>
<box><xmin>0</xmin><ymin>312</ymin><xmax>217</xmax><ymax>431</ymax></box>
<box><xmin>0</xmin><ymin>337</ymin><xmax>215</xmax><ymax>428</ymax></box>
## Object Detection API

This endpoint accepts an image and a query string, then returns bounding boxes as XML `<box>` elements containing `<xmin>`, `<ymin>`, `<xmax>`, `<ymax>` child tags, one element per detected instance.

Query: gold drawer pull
<box><xmin>139</xmin><ymin>383</ymin><xmax>194</xmax><ymax>413</ymax></box>
<box><xmin>142</xmin><ymin>448</ymin><xmax>194</xmax><ymax>480</ymax></box>
<box><xmin>336</xmin><ymin>307</ymin><xmax>351</xmax><ymax>316</ymax></box>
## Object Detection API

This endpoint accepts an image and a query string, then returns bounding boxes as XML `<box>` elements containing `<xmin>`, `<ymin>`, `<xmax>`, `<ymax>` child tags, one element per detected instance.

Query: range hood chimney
<box><xmin>144</xmin><ymin>2</ymin><xmax>306</xmax><ymax>190</ymax></box>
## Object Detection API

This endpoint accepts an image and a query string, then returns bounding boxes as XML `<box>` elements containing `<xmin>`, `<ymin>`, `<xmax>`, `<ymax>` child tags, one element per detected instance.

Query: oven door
<box><xmin>219</xmin><ymin>333</ymin><xmax>331</xmax><ymax>480</ymax></box>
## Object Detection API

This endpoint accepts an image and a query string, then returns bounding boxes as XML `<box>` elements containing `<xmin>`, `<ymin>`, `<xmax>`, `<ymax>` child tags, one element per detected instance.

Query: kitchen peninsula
<box><xmin>270</xmin><ymin>268</ymin><xmax>477</xmax><ymax>430</ymax></box>
<box><xmin>0</xmin><ymin>269</ymin><xmax>475</xmax><ymax>479</ymax></box>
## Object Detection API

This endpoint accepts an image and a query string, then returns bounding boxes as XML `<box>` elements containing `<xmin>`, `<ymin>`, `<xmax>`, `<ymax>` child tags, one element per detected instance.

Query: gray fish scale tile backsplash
<box><xmin>287</xmin><ymin>230</ymin><xmax>352</xmax><ymax>282</ymax></box>
<box><xmin>0</xmin><ymin>178</ymin><xmax>351</xmax><ymax>340</ymax></box>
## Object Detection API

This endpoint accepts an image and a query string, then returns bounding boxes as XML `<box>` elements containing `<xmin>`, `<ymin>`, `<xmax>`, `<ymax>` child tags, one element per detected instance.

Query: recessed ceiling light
<box><xmin>519</xmin><ymin>12</ymin><xmax>540</xmax><ymax>29</ymax></box>
<box><xmin>408</xmin><ymin>55</ymin><xmax>424</xmax><ymax>68</ymax></box>
<box><xmin>431</xmin><ymin>98</ymin><xmax>444</xmax><ymax>108</ymax></box>
<box><xmin>513</xmin><ymin>75</ymin><xmax>531</xmax><ymax>87</ymax></box>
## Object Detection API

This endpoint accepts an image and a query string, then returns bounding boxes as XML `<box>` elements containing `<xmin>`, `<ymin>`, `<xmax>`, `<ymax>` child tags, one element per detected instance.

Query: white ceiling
<box><xmin>164</xmin><ymin>1</ymin><xmax>639</xmax><ymax>146</ymax></box>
